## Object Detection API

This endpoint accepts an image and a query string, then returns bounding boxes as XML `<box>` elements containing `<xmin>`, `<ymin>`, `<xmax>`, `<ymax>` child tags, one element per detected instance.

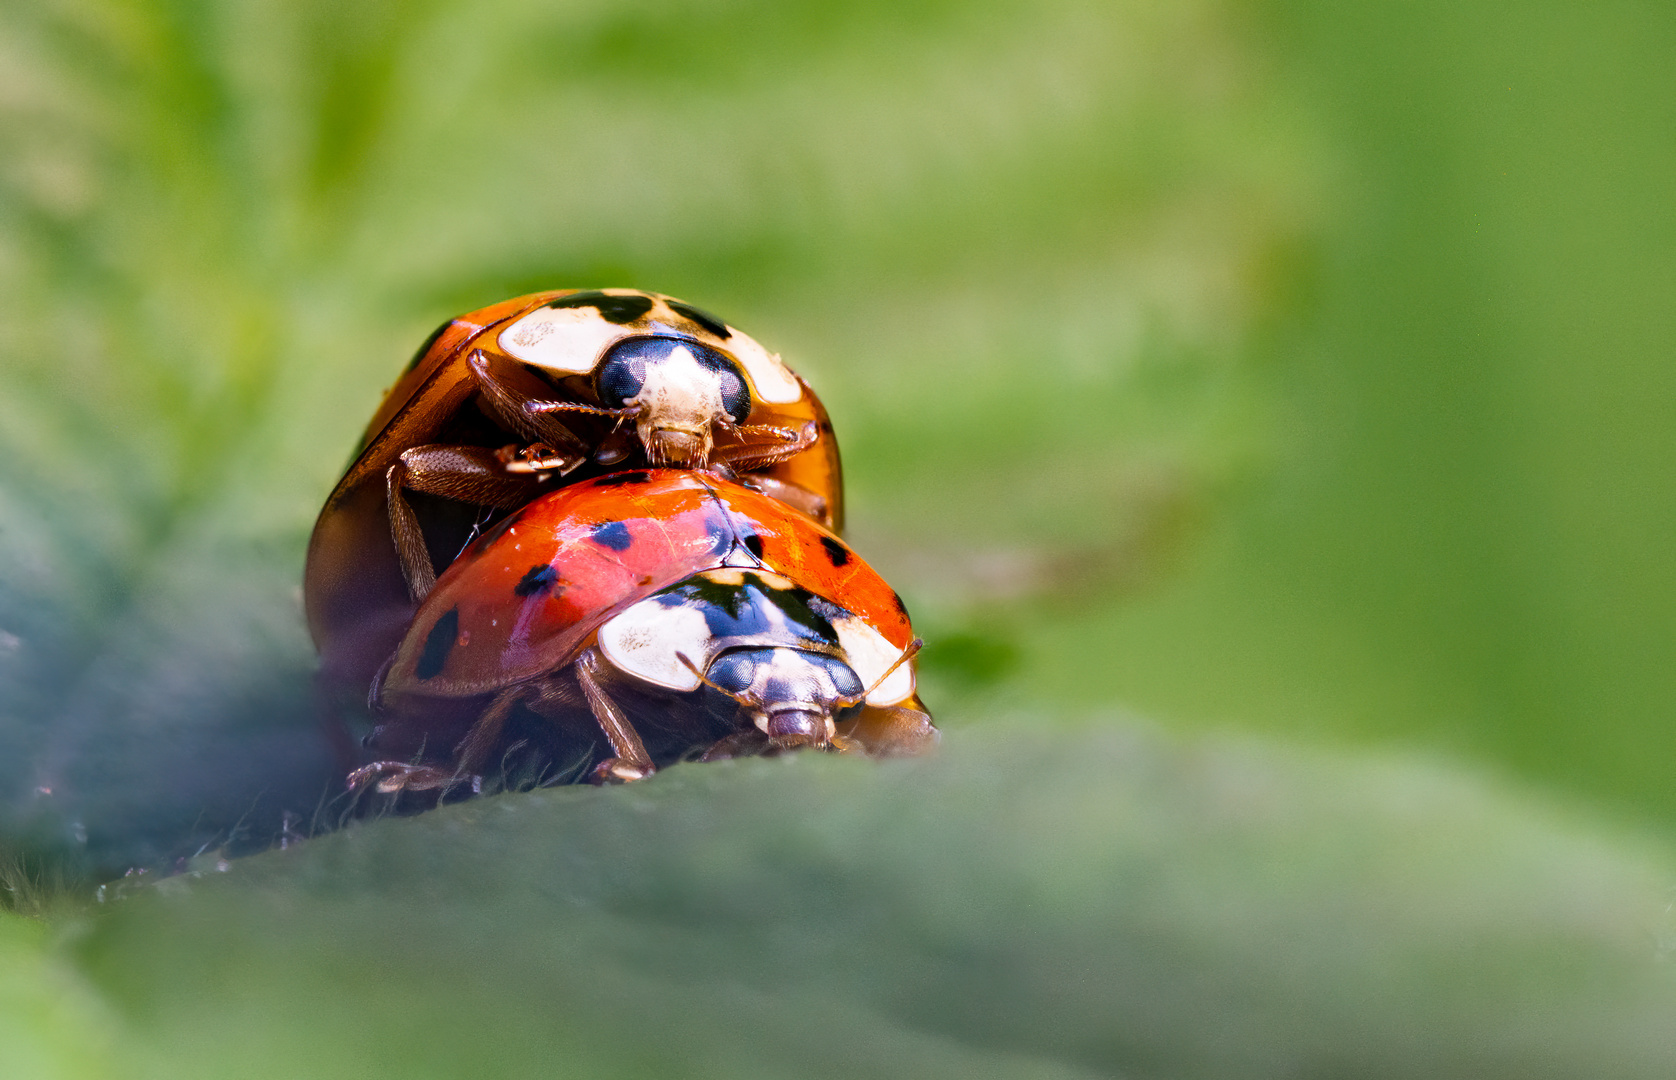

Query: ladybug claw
<box><xmin>348</xmin><ymin>762</ymin><xmax>481</xmax><ymax>795</ymax></box>
<box><xmin>590</xmin><ymin>758</ymin><xmax>654</xmax><ymax>785</ymax></box>
<box><xmin>497</xmin><ymin>442</ymin><xmax>585</xmax><ymax>475</ymax></box>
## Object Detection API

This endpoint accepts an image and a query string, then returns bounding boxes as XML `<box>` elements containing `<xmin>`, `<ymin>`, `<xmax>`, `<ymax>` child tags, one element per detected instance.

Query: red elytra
<box><xmin>382</xmin><ymin>469</ymin><xmax>912</xmax><ymax>703</ymax></box>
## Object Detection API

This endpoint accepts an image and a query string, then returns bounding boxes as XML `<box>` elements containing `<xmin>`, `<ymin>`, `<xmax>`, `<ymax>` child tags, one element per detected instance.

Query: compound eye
<box><xmin>595</xmin><ymin>342</ymin><xmax>653</xmax><ymax>408</ymax></box>
<box><xmin>814</xmin><ymin>654</ymin><xmax>865</xmax><ymax>702</ymax></box>
<box><xmin>714</xmin><ymin>367</ymin><xmax>751</xmax><ymax>424</ymax></box>
<box><xmin>707</xmin><ymin>648</ymin><xmax>768</xmax><ymax>696</ymax></box>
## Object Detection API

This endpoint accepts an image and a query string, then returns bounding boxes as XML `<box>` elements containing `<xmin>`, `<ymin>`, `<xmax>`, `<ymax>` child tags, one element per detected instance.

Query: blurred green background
<box><xmin>3</xmin><ymin>0</ymin><xmax>1675</xmax><ymax>1076</ymax></box>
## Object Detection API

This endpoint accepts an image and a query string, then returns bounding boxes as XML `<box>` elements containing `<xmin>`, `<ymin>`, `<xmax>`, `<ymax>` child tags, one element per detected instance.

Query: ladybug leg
<box><xmin>349</xmin><ymin>682</ymin><xmax>539</xmax><ymax>797</ymax></box>
<box><xmin>731</xmin><ymin>475</ymin><xmax>830</xmax><ymax>527</ymax></box>
<box><xmin>346</xmin><ymin>761</ymin><xmax>481</xmax><ymax>796</ymax></box>
<box><xmin>574</xmin><ymin>649</ymin><xmax>656</xmax><ymax>783</ymax></box>
<box><xmin>698</xmin><ymin>729</ymin><xmax>771</xmax><ymax>762</ymax></box>
<box><xmin>450</xmin><ymin>684</ymin><xmax>529</xmax><ymax>779</ymax></box>
<box><xmin>386</xmin><ymin>445</ymin><xmax>552</xmax><ymax>601</ymax></box>
<box><xmin>711</xmin><ymin>420</ymin><xmax>818</xmax><ymax>471</ymax></box>
<box><xmin>834</xmin><ymin>701</ymin><xmax>940</xmax><ymax>758</ymax></box>
<box><xmin>465</xmin><ymin>349</ymin><xmax>620</xmax><ymax>452</ymax></box>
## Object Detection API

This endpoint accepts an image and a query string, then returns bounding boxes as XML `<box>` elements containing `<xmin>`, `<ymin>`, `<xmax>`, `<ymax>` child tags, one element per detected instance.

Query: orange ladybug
<box><xmin>349</xmin><ymin>470</ymin><xmax>935</xmax><ymax>795</ymax></box>
<box><xmin>305</xmin><ymin>290</ymin><xmax>843</xmax><ymax>714</ymax></box>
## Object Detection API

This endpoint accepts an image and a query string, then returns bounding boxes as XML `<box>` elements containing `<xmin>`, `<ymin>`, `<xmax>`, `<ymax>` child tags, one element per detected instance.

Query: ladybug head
<box><xmin>701</xmin><ymin>647</ymin><xmax>863</xmax><ymax>749</ymax></box>
<box><xmin>595</xmin><ymin>336</ymin><xmax>752</xmax><ymax>466</ymax></box>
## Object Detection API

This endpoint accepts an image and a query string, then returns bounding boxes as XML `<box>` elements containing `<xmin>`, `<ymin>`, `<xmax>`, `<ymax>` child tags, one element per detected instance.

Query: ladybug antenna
<box><xmin>676</xmin><ymin>653</ymin><xmax>755</xmax><ymax>709</ymax></box>
<box><xmin>836</xmin><ymin>638</ymin><xmax>922</xmax><ymax>709</ymax></box>
<box><xmin>528</xmin><ymin>400</ymin><xmax>641</xmax><ymax>419</ymax></box>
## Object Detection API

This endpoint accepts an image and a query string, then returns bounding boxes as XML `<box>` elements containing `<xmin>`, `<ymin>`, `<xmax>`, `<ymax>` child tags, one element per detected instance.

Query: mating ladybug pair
<box><xmin>305</xmin><ymin>289</ymin><xmax>935</xmax><ymax>794</ymax></box>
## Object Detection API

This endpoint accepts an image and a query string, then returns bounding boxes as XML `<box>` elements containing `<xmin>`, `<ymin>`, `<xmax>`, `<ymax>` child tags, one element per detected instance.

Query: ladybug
<box><xmin>304</xmin><ymin>289</ymin><xmax>843</xmax><ymax>715</ymax></box>
<box><xmin>348</xmin><ymin>469</ymin><xmax>935</xmax><ymax>794</ymax></box>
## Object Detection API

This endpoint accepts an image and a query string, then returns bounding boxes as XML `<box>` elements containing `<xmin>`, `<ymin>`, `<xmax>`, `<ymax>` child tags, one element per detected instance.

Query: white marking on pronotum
<box><xmin>830</xmin><ymin>616</ymin><xmax>916</xmax><ymax>706</ymax></box>
<box><xmin>499</xmin><ymin>306</ymin><xmax>626</xmax><ymax>373</ymax></box>
<box><xmin>498</xmin><ymin>293</ymin><xmax>803</xmax><ymax>404</ymax></box>
<box><xmin>725</xmin><ymin>337</ymin><xmax>801</xmax><ymax>404</ymax></box>
<box><xmin>598</xmin><ymin>601</ymin><xmax>712</xmax><ymax>691</ymax></box>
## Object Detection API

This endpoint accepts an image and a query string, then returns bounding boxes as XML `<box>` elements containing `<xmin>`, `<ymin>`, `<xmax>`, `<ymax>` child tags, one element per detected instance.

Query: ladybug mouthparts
<box><xmin>760</xmin><ymin>705</ymin><xmax>838</xmax><ymax>747</ymax></box>
<box><xmin>642</xmin><ymin>425</ymin><xmax>711</xmax><ymax>467</ymax></box>
<box><xmin>600</xmin><ymin>335</ymin><xmax>751</xmax><ymax>468</ymax></box>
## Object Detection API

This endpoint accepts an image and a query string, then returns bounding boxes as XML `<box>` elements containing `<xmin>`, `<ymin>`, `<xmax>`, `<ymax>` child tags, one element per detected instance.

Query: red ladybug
<box><xmin>305</xmin><ymin>289</ymin><xmax>843</xmax><ymax>716</ymax></box>
<box><xmin>350</xmin><ymin>470</ymin><xmax>935</xmax><ymax>794</ymax></box>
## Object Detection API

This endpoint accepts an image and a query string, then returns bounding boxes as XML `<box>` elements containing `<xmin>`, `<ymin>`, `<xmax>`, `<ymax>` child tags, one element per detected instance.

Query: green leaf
<box><xmin>73</xmin><ymin>727</ymin><xmax>1676</xmax><ymax>1079</ymax></box>
<box><xmin>0</xmin><ymin>912</ymin><xmax>113</xmax><ymax>1079</ymax></box>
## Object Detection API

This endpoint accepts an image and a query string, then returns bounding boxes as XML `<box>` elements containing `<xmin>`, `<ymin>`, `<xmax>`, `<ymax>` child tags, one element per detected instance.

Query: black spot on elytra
<box><xmin>666</xmin><ymin>300</ymin><xmax>732</xmax><ymax>339</ymax></box>
<box><xmin>416</xmin><ymin>608</ymin><xmax>460</xmax><ymax>680</ymax></box>
<box><xmin>590</xmin><ymin>470</ymin><xmax>652</xmax><ymax>489</ymax></box>
<box><xmin>743</xmin><ymin>533</ymin><xmax>765</xmax><ymax>559</ymax></box>
<box><xmin>892</xmin><ymin>591</ymin><xmax>910</xmax><ymax>618</ymax></box>
<box><xmin>546</xmin><ymin>291</ymin><xmax>654</xmax><ymax>324</ymax></box>
<box><xmin>590</xmin><ymin>520</ymin><xmax>634</xmax><ymax>551</ymax></box>
<box><xmin>819</xmin><ymin>536</ymin><xmax>852</xmax><ymax>567</ymax></box>
<box><xmin>514</xmin><ymin>564</ymin><xmax>562</xmax><ymax>597</ymax></box>
<box><xmin>402</xmin><ymin>317</ymin><xmax>455</xmax><ymax>375</ymax></box>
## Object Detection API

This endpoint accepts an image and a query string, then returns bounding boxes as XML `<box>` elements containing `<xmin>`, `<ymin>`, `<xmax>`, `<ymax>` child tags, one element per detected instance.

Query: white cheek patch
<box><xmin>498</xmin><ymin>307</ymin><xmax>627</xmax><ymax>373</ymax></box>
<box><xmin>831</xmin><ymin>616</ymin><xmax>916</xmax><ymax>706</ymax></box>
<box><xmin>724</xmin><ymin>330</ymin><xmax>802</xmax><ymax>405</ymax></box>
<box><xmin>598</xmin><ymin>599</ymin><xmax>712</xmax><ymax>691</ymax></box>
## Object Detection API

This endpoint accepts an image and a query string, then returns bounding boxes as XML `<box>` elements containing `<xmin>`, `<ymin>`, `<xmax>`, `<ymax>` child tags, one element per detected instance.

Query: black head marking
<box><xmin>590</xmin><ymin>470</ymin><xmax>653</xmax><ymax>489</ymax></box>
<box><xmin>514</xmin><ymin>563</ymin><xmax>563</xmax><ymax>597</ymax></box>
<box><xmin>403</xmin><ymin>317</ymin><xmax>455</xmax><ymax>375</ymax></box>
<box><xmin>819</xmin><ymin>536</ymin><xmax>851</xmax><ymax>567</ymax></box>
<box><xmin>806</xmin><ymin>594</ymin><xmax>848</xmax><ymax>622</ymax></box>
<box><xmin>546</xmin><ymin>291</ymin><xmax>655</xmax><ymax>324</ymax></box>
<box><xmin>660</xmin><ymin>573</ymin><xmax>830</xmax><ymax>644</ymax></box>
<box><xmin>666</xmin><ymin>300</ymin><xmax>732</xmax><ymax>339</ymax></box>
<box><xmin>590</xmin><ymin>520</ymin><xmax>634</xmax><ymax>551</ymax></box>
<box><xmin>688</xmin><ymin>576</ymin><xmax>761</xmax><ymax>634</ymax></box>
<box><xmin>416</xmin><ymin>608</ymin><xmax>460</xmax><ymax>680</ymax></box>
